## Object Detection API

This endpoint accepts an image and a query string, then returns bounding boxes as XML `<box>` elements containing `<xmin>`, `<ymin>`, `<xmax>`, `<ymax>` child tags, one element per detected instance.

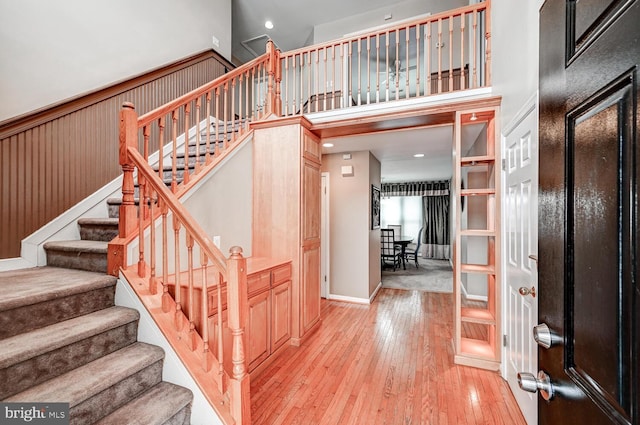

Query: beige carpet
<box><xmin>381</xmin><ymin>258</ymin><xmax>453</xmax><ymax>293</ymax></box>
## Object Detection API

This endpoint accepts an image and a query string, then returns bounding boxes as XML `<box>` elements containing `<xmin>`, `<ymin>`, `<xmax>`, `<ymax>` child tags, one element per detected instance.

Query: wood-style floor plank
<box><xmin>250</xmin><ymin>289</ymin><xmax>526</xmax><ymax>425</ymax></box>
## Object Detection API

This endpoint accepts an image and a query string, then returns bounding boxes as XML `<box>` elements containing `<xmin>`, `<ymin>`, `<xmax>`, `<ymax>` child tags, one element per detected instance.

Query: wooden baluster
<box><xmin>460</xmin><ymin>14</ymin><xmax>466</xmax><ymax>90</ymax></box>
<box><xmin>449</xmin><ymin>16</ymin><xmax>454</xmax><ymax>92</ymax></box>
<box><xmin>227</xmin><ymin>246</ymin><xmax>250</xmax><ymax>425</ymax></box>
<box><xmin>306</xmin><ymin>52</ymin><xmax>311</xmax><ymax>114</ymax></box>
<box><xmin>138</xmin><ymin>169</ymin><xmax>147</xmax><ymax>277</ymax></box>
<box><xmin>375</xmin><ymin>35</ymin><xmax>380</xmax><ymax>103</ymax></box>
<box><xmin>338</xmin><ymin>48</ymin><xmax>343</xmax><ymax>109</ymax></box>
<box><xmin>357</xmin><ymin>40</ymin><xmax>362</xmax><ymax>106</ymax></box>
<box><xmin>223</xmin><ymin>82</ymin><xmax>229</xmax><ymax>149</ymax></box>
<box><xmin>215</xmin><ymin>87</ymin><xmax>220</xmax><ymax>157</ymax></box>
<box><xmin>231</xmin><ymin>78</ymin><xmax>236</xmax><ymax>143</ymax></box>
<box><xmin>186</xmin><ymin>233</ymin><xmax>197</xmax><ymax>351</ymax></box>
<box><xmin>472</xmin><ymin>10</ymin><xmax>478</xmax><ymax>89</ymax></box>
<box><xmin>148</xmin><ymin>188</ymin><xmax>157</xmax><ymax>294</ymax></box>
<box><xmin>405</xmin><ymin>26</ymin><xmax>410</xmax><ymax>99</ymax></box>
<box><xmin>118</xmin><ymin>103</ymin><xmax>138</xmax><ymax>240</ymax></box>
<box><xmin>205</xmin><ymin>93</ymin><xmax>212</xmax><ymax>165</ymax></box>
<box><xmin>348</xmin><ymin>43</ymin><xmax>353</xmax><ymax>106</ymax></box>
<box><xmin>158</xmin><ymin>117</ymin><xmax>165</xmax><ymax>181</ymax></box>
<box><xmin>299</xmin><ymin>54</ymin><xmax>303</xmax><ymax>114</ymax></box>
<box><xmin>143</xmin><ymin>124</ymin><xmax>150</xmax><ymax>167</ymax></box>
<box><xmin>484</xmin><ymin>3</ymin><xmax>492</xmax><ymax>87</ymax></box>
<box><xmin>245</xmin><ymin>70</ymin><xmax>250</xmax><ymax>122</ymax></box>
<box><xmin>194</xmin><ymin>98</ymin><xmax>201</xmax><ymax>173</ymax></box>
<box><xmin>171</xmin><ymin>110</ymin><xmax>178</xmax><ymax>192</ymax></box>
<box><xmin>237</xmin><ymin>74</ymin><xmax>243</xmax><ymax>137</ymax></box>
<box><xmin>173</xmin><ymin>215</ymin><xmax>183</xmax><ymax>330</ymax></box>
<box><xmin>183</xmin><ymin>103</ymin><xmax>190</xmax><ymax>185</ymax></box>
<box><xmin>366</xmin><ymin>36</ymin><xmax>371</xmax><ymax>105</ymax></box>
<box><xmin>323</xmin><ymin>47</ymin><xmax>327</xmax><ymax>111</ymax></box>
<box><xmin>395</xmin><ymin>29</ymin><xmax>400</xmax><ymax>100</ymax></box>
<box><xmin>331</xmin><ymin>46</ymin><xmax>336</xmax><ymax>110</ymax></box>
<box><xmin>284</xmin><ymin>57</ymin><xmax>290</xmax><ymax>116</ymax></box>
<box><xmin>275</xmin><ymin>48</ymin><xmax>282</xmax><ymax>116</ymax></box>
<box><xmin>437</xmin><ymin>19</ymin><xmax>443</xmax><ymax>94</ymax></box>
<box><xmin>426</xmin><ymin>23</ymin><xmax>432</xmax><ymax>95</ymax></box>
<box><xmin>201</xmin><ymin>253</ymin><xmax>211</xmax><ymax>372</ymax></box>
<box><xmin>216</xmin><ymin>270</ymin><xmax>225</xmax><ymax>391</ymax></box>
<box><xmin>161</xmin><ymin>199</ymin><xmax>171</xmax><ymax>312</ymax></box>
<box><xmin>314</xmin><ymin>49</ymin><xmax>319</xmax><ymax>112</ymax></box>
<box><xmin>416</xmin><ymin>24</ymin><xmax>421</xmax><ymax>96</ymax></box>
<box><xmin>385</xmin><ymin>32</ymin><xmax>390</xmax><ymax>102</ymax></box>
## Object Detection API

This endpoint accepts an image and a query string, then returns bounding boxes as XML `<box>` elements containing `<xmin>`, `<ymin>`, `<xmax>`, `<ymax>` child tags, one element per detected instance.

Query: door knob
<box><xmin>518</xmin><ymin>286</ymin><xmax>536</xmax><ymax>297</ymax></box>
<box><xmin>533</xmin><ymin>323</ymin><xmax>553</xmax><ymax>349</ymax></box>
<box><xmin>517</xmin><ymin>370</ymin><xmax>554</xmax><ymax>400</ymax></box>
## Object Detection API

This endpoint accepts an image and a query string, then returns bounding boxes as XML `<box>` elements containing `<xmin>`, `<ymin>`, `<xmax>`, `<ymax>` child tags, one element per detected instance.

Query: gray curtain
<box><xmin>422</xmin><ymin>190</ymin><xmax>450</xmax><ymax>259</ymax></box>
<box><xmin>381</xmin><ymin>180</ymin><xmax>450</xmax><ymax>259</ymax></box>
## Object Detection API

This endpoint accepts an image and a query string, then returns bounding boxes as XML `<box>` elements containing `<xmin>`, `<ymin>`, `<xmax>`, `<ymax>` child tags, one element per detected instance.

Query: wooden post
<box><xmin>266</xmin><ymin>40</ymin><xmax>276</xmax><ymax>116</ymax></box>
<box><xmin>226</xmin><ymin>246</ymin><xmax>251</xmax><ymax>424</ymax></box>
<box><xmin>274</xmin><ymin>48</ymin><xmax>282</xmax><ymax>117</ymax></box>
<box><xmin>107</xmin><ymin>102</ymin><xmax>139</xmax><ymax>276</ymax></box>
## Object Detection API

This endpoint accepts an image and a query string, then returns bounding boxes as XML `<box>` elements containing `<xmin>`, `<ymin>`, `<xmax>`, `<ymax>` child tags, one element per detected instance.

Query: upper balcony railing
<box><xmin>276</xmin><ymin>1</ymin><xmax>490</xmax><ymax>116</ymax></box>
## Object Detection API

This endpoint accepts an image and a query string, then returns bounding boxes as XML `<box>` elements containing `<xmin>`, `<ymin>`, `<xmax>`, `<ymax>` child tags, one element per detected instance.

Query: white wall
<box><xmin>0</xmin><ymin>0</ymin><xmax>232</xmax><ymax>121</ymax></box>
<box><xmin>491</xmin><ymin>0</ymin><xmax>540</xmax><ymax>126</ymax></box>
<box><xmin>322</xmin><ymin>151</ymin><xmax>381</xmax><ymax>301</ymax></box>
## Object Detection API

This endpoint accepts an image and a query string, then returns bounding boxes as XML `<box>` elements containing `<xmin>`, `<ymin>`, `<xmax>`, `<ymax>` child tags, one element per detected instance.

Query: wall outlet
<box><xmin>213</xmin><ymin>235</ymin><xmax>221</xmax><ymax>248</ymax></box>
<box><xmin>212</xmin><ymin>36</ymin><xmax>220</xmax><ymax>49</ymax></box>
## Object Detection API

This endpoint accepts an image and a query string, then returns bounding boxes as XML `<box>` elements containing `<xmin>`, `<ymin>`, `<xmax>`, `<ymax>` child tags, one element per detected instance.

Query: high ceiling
<box><xmin>231</xmin><ymin>0</ymin><xmax>471</xmax><ymax>182</ymax></box>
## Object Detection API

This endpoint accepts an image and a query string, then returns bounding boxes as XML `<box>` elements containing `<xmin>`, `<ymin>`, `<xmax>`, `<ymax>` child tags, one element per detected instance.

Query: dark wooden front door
<box><xmin>539</xmin><ymin>1</ymin><xmax>639</xmax><ymax>424</ymax></box>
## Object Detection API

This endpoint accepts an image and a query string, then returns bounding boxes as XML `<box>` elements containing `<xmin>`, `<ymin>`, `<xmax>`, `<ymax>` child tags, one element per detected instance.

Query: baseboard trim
<box><xmin>369</xmin><ymin>281</ymin><xmax>383</xmax><ymax>303</ymax></box>
<box><xmin>327</xmin><ymin>293</ymin><xmax>371</xmax><ymax>305</ymax></box>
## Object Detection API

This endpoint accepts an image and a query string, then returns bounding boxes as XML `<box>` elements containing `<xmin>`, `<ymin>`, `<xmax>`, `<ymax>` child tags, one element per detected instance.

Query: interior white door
<box><xmin>503</xmin><ymin>103</ymin><xmax>538</xmax><ymax>425</ymax></box>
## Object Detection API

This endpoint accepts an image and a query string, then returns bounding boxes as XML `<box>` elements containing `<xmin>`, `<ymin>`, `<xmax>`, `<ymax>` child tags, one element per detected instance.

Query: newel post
<box><xmin>107</xmin><ymin>102</ymin><xmax>138</xmax><ymax>276</ymax></box>
<box><xmin>266</xmin><ymin>40</ymin><xmax>281</xmax><ymax>116</ymax></box>
<box><xmin>226</xmin><ymin>246</ymin><xmax>251</xmax><ymax>424</ymax></box>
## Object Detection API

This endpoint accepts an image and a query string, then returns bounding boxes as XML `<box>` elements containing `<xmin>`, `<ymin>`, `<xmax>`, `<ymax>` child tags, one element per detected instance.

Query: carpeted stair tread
<box><xmin>44</xmin><ymin>239</ymin><xmax>108</xmax><ymax>253</ymax></box>
<box><xmin>77</xmin><ymin>217</ymin><xmax>119</xmax><ymax>226</ymax></box>
<box><xmin>0</xmin><ymin>306</ymin><xmax>139</xmax><ymax>369</ymax></box>
<box><xmin>95</xmin><ymin>381</ymin><xmax>192</xmax><ymax>425</ymax></box>
<box><xmin>5</xmin><ymin>342</ymin><xmax>164</xmax><ymax>405</ymax></box>
<box><xmin>78</xmin><ymin>218</ymin><xmax>119</xmax><ymax>242</ymax></box>
<box><xmin>0</xmin><ymin>266</ymin><xmax>115</xmax><ymax>312</ymax></box>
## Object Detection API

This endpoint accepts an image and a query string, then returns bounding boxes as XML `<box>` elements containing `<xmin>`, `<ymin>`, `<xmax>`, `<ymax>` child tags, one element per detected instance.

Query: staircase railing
<box><xmin>278</xmin><ymin>1</ymin><xmax>491</xmax><ymax>116</ymax></box>
<box><xmin>107</xmin><ymin>44</ymin><xmax>281</xmax><ymax>423</ymax></box>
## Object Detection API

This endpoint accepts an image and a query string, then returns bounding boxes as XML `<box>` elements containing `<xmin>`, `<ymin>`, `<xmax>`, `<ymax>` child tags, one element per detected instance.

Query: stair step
<box><xmin>0</xmin><ymin>266</ymin><xmax>116</xmax><ymax>340</ymax></box>
<box><xmin>78</xmin><ymin>217</ymin><xmax>119</xmax><ymax>242</ymax></box>
<box><xmin>6</xmin><ymin>342</ymin><xmax>165</xmax><ymax>424</ymax></box>
<box><xmin>0</xmin><ymin>306</ymin><xmax>139</xmax><ymax>399</ymax></box>
<box><xmin>106</xmin><ymin>197</ymin><xmax>141</xmax><ymax>219</ymax></box>
<box><xmin>44</xmin><ymin>240</ymin><xmax>108</xmax><ymax>273</ymax></box>
<box><xmin>95</xmin><ymin>381</ymin><xmax>193</xmax><ymax>425</ymax></box>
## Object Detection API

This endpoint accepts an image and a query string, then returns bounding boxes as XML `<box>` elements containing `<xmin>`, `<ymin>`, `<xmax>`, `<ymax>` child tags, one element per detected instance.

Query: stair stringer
<box><xmin>0</xmin><ymin>116</ymin><xmax>222</xmax><ymax>273</ymax></box>
<box><xmin>115</xmin><ymin>276</ymin><xmax>226</xmax><ymax>425</ymax></box>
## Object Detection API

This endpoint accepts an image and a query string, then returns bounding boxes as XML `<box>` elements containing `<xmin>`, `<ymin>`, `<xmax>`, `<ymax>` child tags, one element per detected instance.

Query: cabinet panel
<box><xmin>302</xmin><ymin>243</ymin><xmax>321</xmax><ymax>333</ymax></box>
<box><xmin>247</xmin><ymin>291</ymin><xmax>270</xmax><ymax>370</ymax></box>
<box><xmin>271</xmin><ymin>281</ymin><xmax>291</xmax><ymax>351</ymax></box>
<box><xmin>302</xmin><ymin>159</ymin><xmax>321</xmax><ymax>243</ymax></box>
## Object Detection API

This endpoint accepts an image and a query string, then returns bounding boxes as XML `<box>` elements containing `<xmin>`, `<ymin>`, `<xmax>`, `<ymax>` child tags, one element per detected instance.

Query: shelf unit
<box><xmin>454</xmin><ymin>107</ymin><xmax>501</xmax><ymax>371</ymax></box>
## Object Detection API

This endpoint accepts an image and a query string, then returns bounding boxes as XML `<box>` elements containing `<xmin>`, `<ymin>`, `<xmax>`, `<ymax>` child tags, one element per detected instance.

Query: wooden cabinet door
<box><xmin>301</xmin><ymin>243</ymin><xmax>321</xmax><ymax>333</ymax></box>
<box><xmin>247</xmin><ymin>291</ymin><xmax>270</xmax><ymax>371</ymax></box>
<box><xmin>271</xmin><ymin>281</ymin><xmax>291</xmax><ymax>351</ymax></box>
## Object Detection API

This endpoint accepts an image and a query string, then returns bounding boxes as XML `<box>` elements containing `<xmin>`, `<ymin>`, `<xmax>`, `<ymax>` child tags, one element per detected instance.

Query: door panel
<box><xmin>504</xmin><ymin>106</ymin><xmax>538</xmax><ymax>425</ymax></box>
<box><xmin>539</xmin><ymin>1</ymin><xmax>639</xmax><ymax>424</ymax></box>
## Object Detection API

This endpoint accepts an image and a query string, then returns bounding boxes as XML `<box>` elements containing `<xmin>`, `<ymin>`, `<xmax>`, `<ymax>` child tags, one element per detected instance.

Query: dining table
<box><xmin>393</xmin><ymin>235</ymin><xmax>414</xmax><ymax>270</ymax></box>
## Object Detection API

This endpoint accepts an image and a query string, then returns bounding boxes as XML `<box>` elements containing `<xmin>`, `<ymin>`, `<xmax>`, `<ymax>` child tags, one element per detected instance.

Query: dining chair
<box><xmin>404</xmin><ymin>226</ymin><xmax>424</xmax><ymax>268</ymax></box>
<box><xmin>381</xmin><ymin>228</ymin><xmax>402</xmax><ymax>271</ymax></box>
<box><xmin>387</xmin><ymin>224</ymin><xmax>402</xmax><ymax>240</ymax></box>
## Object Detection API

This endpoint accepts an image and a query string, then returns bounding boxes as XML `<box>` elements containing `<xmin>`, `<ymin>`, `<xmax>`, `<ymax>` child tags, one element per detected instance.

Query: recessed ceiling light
<box><xmin>265</xmin><ymin>20</ymin><xmax>274</xmax><ymax>29</ymax></box>
<box><xmin>323</xmin><ymin>142</ymin><xmax>334</xmax><ymax>147</ymax></box>
<box><xmin>413</xmin><ymin>153</ymin><xmax>425</xmax><ymax>158</ymax></box>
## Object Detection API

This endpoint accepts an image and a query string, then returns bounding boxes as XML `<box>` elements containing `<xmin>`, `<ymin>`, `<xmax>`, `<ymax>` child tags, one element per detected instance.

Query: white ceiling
<box><xmin>232</xmin><ymin>0</ymin><xmax>479</xmax><ymax>183</ymax></box>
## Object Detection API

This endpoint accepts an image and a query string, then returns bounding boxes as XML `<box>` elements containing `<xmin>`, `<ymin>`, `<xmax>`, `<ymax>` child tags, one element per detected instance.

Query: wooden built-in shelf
<box><xmin>460</xmin><ymin>155</ymin><xmax>495</xmax><ymax>166</ymax></box>
<box><xmin>461</xmin><ymin>307</ymin><xmax>495</xmax><ymax>325</ymax></box>
<box><xmin>460</xmin><ymin>263</ymin><xmax>496</xmax><ymax>274</ymax></box>
<box><xmin>461</xmin><ymin>188</ymin><xmax>495</xmax><ymax>196</ymax></box>
<box><xmin>454</xmin><ymin>105</ymin><xmax>501</xmax><ymax>372</ymax></box>
<box><xmin>460</xmin><ymin>229</ymin><xmax>495</xmax><ymax>237</ymax></box>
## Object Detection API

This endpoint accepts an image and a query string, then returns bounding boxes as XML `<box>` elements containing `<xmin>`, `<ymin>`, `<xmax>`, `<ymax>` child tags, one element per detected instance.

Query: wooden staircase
<box><xmin>0</xmin><ymin>266</ymin><xmax>193</xmax><ymax>424</ymax></box>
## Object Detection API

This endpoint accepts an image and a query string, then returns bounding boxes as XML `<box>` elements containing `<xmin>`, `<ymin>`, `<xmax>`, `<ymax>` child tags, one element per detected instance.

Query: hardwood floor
<box><xmin>250</xmin><ymin>289</ymin><xmax>526</xmax><ymax>424</ymax></box>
